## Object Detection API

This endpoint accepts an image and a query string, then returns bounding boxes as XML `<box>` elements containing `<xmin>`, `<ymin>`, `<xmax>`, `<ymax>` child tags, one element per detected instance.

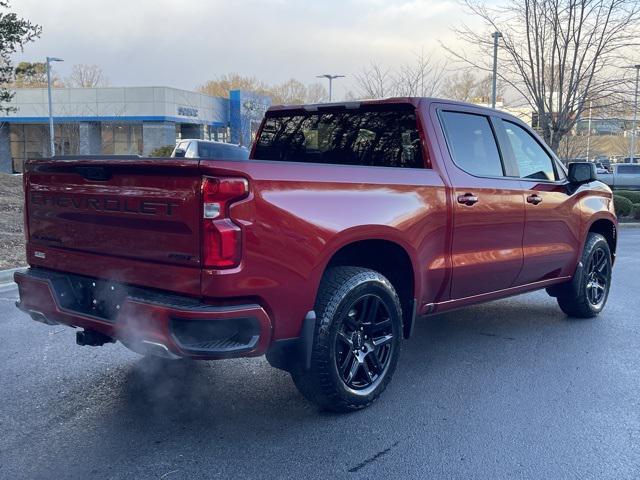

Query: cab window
<box><xmin>502</xmin><ymin>121</ymin><xmax>557</xmax><ymax>181</ymax></box>
<box><xmin>439</xmin><ymin>111</ymin><xmax>505</xmax><ymax>177</ymax></box>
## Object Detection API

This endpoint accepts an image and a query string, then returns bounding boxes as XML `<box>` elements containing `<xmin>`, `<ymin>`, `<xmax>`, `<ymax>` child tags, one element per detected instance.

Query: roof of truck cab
<box><xmin>266</xmin><ymin>97</ymin><xmax>522</xmax><ymax>122</ymax></box>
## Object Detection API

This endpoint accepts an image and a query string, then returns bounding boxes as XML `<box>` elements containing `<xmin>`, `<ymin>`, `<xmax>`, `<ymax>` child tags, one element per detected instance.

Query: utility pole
<box><xmin>586</xmin><ymin>100</ymin><xmax>592</xmax><ymax>160</ymax></box>
<box><xmin>46</xmin><ymin>56</ymin><xmax>64</xmax><ymax>157</ymax></box>
<box><xmin>630</xmin><ymin>64</ymin><xmax>640</xmax><ymax>161</ymax></box>
<box><xmin>317</xmin><ymin>74</ymin><xmax>345</xmax><ymax>102</ymax></box>
<box><xmin>491</xmin><ymin>32</ymin><xmax>502</xmax><ymax>109</ymax></box>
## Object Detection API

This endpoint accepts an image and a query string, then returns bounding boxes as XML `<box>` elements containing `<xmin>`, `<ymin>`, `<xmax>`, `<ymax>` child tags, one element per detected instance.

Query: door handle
<box><xmin>457</xmin><ymin>193</ymin><xmax>479</xmax><ymax>206</ymax></box>
<box><xmin>527</xmin><ymin>194</ymin><xmax>543</xmax><ymax>205</ymax></box>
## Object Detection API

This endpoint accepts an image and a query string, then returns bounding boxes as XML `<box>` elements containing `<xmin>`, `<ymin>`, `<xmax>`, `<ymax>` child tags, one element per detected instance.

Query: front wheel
<box><xmin>555</xmin><ymin>233</ymin><xmax>612</xmax><ymax>318</ymax></box>
<box><xmin>291</xmin><ymin>267</ymin><xmax>403</xmax><ymax>412</ymax></box>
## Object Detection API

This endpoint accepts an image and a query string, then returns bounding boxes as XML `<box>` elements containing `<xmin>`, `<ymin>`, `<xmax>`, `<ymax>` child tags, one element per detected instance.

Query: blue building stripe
<box><xmin>0</xmin><ymin>115</ymin><xmax>227</xmax><ymax>127</ymax></box>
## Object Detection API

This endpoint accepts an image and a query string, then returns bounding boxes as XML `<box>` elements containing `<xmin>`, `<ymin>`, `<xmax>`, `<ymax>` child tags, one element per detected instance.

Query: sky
<box><xmin>12</xmin><ymin>0</ymin><xmax>478</xmax><ymax>100</ymax></box>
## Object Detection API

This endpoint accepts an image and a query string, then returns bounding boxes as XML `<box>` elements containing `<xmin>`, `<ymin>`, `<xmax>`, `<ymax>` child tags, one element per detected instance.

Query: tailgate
<box><xmin>25</xmin><ymin>158</ymin><xmax>202</xmax><ymax>291</ymax></box>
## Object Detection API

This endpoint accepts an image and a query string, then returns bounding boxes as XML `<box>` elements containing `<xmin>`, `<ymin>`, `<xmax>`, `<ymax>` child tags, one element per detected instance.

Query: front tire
<box><xmin>554</xmin><ymin>233</ymin><xmax>612</xmax><ymax>318</ymax></box>
<box><xmin>291</xmin><ymin>267</ymin><xmax>403</xmax><ymax>412</ymax></box>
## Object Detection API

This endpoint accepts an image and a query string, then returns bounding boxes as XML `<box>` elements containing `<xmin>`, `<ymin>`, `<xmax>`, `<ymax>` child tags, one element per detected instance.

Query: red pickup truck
<box><xmin>15</xmin><ymin>98</ymin><xmax>617</xmax><ymax>412</ymax></box>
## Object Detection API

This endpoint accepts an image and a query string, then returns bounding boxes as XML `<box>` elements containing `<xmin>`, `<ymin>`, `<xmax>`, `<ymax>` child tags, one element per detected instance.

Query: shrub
<box><xmin>613</xmin><ymin>195</ymin><xmax>633</xmax><ymax>217</ymax></box>
<box><xmin>148</xmin><ymin>145</ymin><xmax>174</xmax><ymax>157</ymax></box>
<box><xmin>615</xmin><ymin>190</ymin><xmax>640</xmax><ymax>204</ymax></box>
<box><xmin>633</xmin><ymin>203</ymin><xmax>640</xmax><ymax>221</ymax></box>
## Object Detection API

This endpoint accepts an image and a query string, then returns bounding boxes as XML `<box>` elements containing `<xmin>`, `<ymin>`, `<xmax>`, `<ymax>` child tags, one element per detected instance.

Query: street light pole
<box><xmin>316</xmin><ymin>74</ymin><xmax>345</xmax><ymax>102</ymax></box>
<box><xmin>491</xmin><ymin>32</ymin><xmax>502</xmax><ymax>109</ymax></box>
<box><xmin>630</xmin><ymin>64</ymin><xmax>640</xmax><ymax>161</ymax></box>
<box><xmin>586</xmin><ymin>100</ymin><xmax>593</xmax><ymax>160</ymax></box>
<box><xmin>46</xmin><ymin>56</ymin><xmax>63</xmax><ymax>157</ymax></box>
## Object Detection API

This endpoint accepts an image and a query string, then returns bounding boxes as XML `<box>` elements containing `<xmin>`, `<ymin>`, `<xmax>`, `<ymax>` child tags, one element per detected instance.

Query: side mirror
<box><xmin>567</xmin><ymin>162</ymin><xmax>597</xmax><ymax>185</ymax></box>
<box><xmin>173</xmin><ymin>148</ymin><xmax>186</xmax><ymax>158</ymax></box>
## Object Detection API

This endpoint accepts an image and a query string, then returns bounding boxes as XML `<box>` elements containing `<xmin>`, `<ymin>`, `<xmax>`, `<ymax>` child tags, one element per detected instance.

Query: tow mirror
<box><xmin>567</xmin><ymin>162</ymin><xmax>597</xmax><ymax>185</ymax></box>
<box><xmin>173</xmin><ymin>148</ymin><xmax>186</xmax><ymax>158</ymax></box>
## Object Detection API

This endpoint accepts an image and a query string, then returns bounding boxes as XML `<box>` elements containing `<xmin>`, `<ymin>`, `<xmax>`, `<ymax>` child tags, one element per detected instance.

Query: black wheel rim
<box><xmin>586</xmin><ymin>246</ymin><xmax>610</xmax><ymax>307</ymax></box>
<box><xmin>334</xmin><ymin>294</ymin><xmax>395</xmax><ymax>391</ymax></box>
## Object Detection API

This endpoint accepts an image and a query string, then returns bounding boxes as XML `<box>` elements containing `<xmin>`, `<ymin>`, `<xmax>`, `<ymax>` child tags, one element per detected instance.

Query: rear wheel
<box><xmin>291</xmin><ymin>267</ymin><xmax>402</xmax><ymax>412</ymax></box>
<box><xmin>554</xmin><ymin>233</ymin><xmax>612</xmax><ymax>318</ymax></box>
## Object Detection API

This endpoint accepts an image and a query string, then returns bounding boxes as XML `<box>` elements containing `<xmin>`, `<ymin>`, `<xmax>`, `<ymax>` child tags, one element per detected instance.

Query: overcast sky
<box><xmin>13</xmin><ymin>0</ymin><xmax>479</xmax><ymax>99</ymax></box>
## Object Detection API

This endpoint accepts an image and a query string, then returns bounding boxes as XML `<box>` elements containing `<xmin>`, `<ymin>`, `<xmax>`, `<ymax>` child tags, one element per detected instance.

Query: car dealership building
<box><xmin>0</xmin><ymin>86</ymin><xmax>271</xmax><ymax>173</ymax></box>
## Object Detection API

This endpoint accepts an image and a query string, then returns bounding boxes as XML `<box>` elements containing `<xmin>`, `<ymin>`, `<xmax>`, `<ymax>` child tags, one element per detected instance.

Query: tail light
<box><xmin>201</xmin><ymin>176</ymin><xmax>249</xmax><ymax>268</ymax></box>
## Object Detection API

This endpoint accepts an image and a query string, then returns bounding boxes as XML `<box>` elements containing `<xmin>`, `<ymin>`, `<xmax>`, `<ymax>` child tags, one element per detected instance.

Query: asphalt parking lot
<box><xmin>1</xmin><ymin>229</ymin><xmax>639</xmax><ymax>479</ymax></box>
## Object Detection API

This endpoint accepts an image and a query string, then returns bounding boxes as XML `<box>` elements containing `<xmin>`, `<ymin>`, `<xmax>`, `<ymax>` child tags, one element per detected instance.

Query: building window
<box><xmin>210</xmin><ymin>126</ymin><xmax>229</xmax><ymax>142</ymax></box>
<box><xmin>101</xmin><ymin>123</ymin><xmax>143</xmax><ymax>155</ymax></box>
<box><xmin>55</xmin><ymin>124</ymin><xmax>80</xmax><ymax>156</ymax></box>
<box><xmin>9</xmin><ymin>124</ymin><xmax>49</xmax><ymax>173</ymax></box>
<box><xmin>8</xmin><ymin>123</ymin><xmax>81</xmax><ymax>172</ymax></box>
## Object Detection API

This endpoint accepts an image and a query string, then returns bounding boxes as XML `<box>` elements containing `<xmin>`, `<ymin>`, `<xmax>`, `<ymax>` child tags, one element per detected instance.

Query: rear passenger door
<box><xmin>496</xmin><ymin>119</ymin><xmax>580</xmax><ymax>285</ymax></box>
<box><xmin>437</xmin><ymin>108</ymin><xmax>525</xmax><ymax>299</ymax></box>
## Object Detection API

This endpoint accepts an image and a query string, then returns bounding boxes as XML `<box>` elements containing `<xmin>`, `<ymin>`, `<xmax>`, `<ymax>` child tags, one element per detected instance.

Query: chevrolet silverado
<box><xmin>15</xmin><ymin>98</ymin><xmax>617</xmax><ymax>412</ymax></box>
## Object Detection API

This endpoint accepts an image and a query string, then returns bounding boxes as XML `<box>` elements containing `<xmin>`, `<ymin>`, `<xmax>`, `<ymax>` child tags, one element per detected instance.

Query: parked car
<box><xmin>172</xmin><ymin>139</ymin><xmax>249</xmax><ymax>160</ymax></box>
<box><xmin>15</xmin><ymin>98</ymin><xmax>617</xmax><ymax>412</ymax></box>
<box><xmin>594</xmin><ymin>162</ymin><xmax>609</xmax><ymax>174</ymax></box>
<box><xmin>598</xmin><ymin>163</ymin><xmax>640</xmax><ymax>190</ymax></box>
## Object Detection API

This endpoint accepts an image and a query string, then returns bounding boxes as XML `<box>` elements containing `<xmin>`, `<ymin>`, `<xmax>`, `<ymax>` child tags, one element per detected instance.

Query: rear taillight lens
<box><xmin>201</xmin><ymin>176</ymin><xmax>249</xmax><ymax>268</ymax></box>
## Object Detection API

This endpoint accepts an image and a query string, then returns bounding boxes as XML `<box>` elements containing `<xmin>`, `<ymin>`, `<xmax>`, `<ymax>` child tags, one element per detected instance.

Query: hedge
<box><xmin>615</xmin><ymin>190</ymin><xmax>640</xmax><ymax>204</ymax></box>
<box><xmin>633</xmin><ymin>203</ymin><xmax>640</xmax><ymax>220</ymax></box>
<box><xmin>614</xmin><ymin>195</ymin><xmax>633</xmax><ymax>217</ymax></box>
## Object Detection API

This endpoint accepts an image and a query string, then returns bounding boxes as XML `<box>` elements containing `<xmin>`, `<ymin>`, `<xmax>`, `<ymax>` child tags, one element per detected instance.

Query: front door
<box><xmin>496</xmin><ymin>119</ymin><xmax>580</xmax><ymax>285</ymax></box>
<box><xmin>436</xmin><ymin>108</ymin><xmax>525</xmax><ymax>299</ymax></box>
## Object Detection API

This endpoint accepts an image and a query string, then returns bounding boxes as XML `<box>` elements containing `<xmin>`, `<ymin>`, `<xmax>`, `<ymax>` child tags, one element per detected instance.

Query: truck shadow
<box><xmin>115</xmin><ymin>292</ymin><xmax>578</xmax><ymax>422</ymax></box>
<box><xmin>47</xmin><ymin>291</ymin><xmax>613</xmax><ymax>477</ymax></box>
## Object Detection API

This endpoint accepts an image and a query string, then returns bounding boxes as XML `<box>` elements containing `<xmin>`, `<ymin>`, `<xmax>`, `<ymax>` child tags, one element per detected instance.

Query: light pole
<box><xmin>316</xmin><ymin>74</ymin><xmax>345</xmax><ymax>102</ymax></box>
<box><xmin>491</xmin><ymin>31</ymin><xmax>502</xmax><ymax>109</ymax></box>
<box><xmin>630</xmin><ymin>64</ymin><xmax>640</xmax><ymax>161</ymax></box>
<box><xmin>46</xmin><ymin>56</ymin><xmax>63</xmax><ymax>157</ymax></box>
<box><xmin>586</xmin><ymin>100</ymin><xmax>592</xmax><ymax>160</ymax></box>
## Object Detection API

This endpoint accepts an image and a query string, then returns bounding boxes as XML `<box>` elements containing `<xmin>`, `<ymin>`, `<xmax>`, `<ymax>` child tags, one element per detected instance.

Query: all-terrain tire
<box><xmin>553</xmin><ymin>233</ymin><xmax>612</xmax><ymax>318</ymax></box>
<box><xmin>291</xmin><ymin>267</ymin><xmax>403</xmax><ymax>412</ymax></box>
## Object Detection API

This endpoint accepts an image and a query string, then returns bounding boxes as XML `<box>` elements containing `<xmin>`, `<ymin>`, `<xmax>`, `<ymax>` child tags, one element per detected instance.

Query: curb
<box><xmin>619</xmin><ymin>223</ymin><xmax>640</xmax><ymax>228</ymax></box>
<box><xmin>0</xmin><ymin>267</ymin><xmax>25</xmax><ymax>288</ymax></box>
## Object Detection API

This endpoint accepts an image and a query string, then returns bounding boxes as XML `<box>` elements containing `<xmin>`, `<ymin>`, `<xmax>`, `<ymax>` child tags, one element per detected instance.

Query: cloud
<box><xmin>12</xmin><ymin>0</ymin><xmax>470</xmax><ymax>99</ymax></box>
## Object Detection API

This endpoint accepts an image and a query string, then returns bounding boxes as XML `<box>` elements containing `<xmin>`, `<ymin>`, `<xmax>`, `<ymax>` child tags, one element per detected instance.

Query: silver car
<box><xmin>172</xmin><ymin>139</ymin><xmax>249</xmax><ymax>160</ymax></box>
<box><xmin>598</xmin><ymin>163</ymin><xmax>640</xmax><ymax>190</ymax></box>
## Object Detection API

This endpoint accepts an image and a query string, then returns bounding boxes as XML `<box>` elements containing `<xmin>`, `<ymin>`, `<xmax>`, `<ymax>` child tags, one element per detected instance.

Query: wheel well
<box><xmin>326</xmin><ymin>240</ymin><xmax>415</xmax><ymax>338</ymax></box>
<box><xmin>589</xmin><ymin>219</ymin><xmax>617</xmax><ymax>258</ymax></box>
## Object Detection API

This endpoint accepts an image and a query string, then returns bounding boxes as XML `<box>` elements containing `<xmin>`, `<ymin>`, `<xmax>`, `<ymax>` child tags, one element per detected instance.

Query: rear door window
<box><xmin>254</xmin><ymin>105</ymin><xmax>424</xmax><ymax>168</ymax></box>
<box><xmin>439</xmin><ymin>111</ymin><xmax>505</xmax><ymax>177</ymax></box>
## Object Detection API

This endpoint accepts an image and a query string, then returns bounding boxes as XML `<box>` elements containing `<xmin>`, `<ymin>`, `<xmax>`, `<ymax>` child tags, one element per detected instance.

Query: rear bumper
<box><xmin>14</xmin><ymin>268</ymin><xmax>272</xmax><ymax>359</ymax></box>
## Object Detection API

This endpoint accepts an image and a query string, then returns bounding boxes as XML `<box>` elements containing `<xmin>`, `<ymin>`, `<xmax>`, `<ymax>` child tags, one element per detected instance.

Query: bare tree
<box><xmin>353</xmin><ymin>50</ymin><xmax>446</xmax><ymax>99</ymax></box>
<box><xmin>353</xmin><ymin>62</ymin><xmax>394</xmax><ymax>99</ymax></box>
<box><xmin>269</xmin><ymin>78</ymin><xmax>307</xmax><ymax>104</ymax></box>
<box><xmin>305</xmin><ymin>82</ymin><xmax>328</xmax><ymax>103</ymax></box>
<box><xmin>65</xmin><ymin>64</ymin><xmax>108</xmax><ymax>88</ymax></box>
<box><xmin>447</xmin><ymin>0</ymin><xmax>640</xmax><ymax>151</ymax></box>
<box><xmin>394</xmin><ymin>49</ymin><xmax>447</xmax><ymax>97</ymax></box>
<box><xmin>441</xmin><ymin>71</ymin><xmax>479</xmax><ymax>102</ymax></box>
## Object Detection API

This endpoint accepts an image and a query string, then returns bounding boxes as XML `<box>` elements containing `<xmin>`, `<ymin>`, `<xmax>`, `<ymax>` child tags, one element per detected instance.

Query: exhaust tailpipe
<box><xmin>76</xmin><ymin>329</ymin><xmax>116</xmax><ymax>347</ymax></box>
